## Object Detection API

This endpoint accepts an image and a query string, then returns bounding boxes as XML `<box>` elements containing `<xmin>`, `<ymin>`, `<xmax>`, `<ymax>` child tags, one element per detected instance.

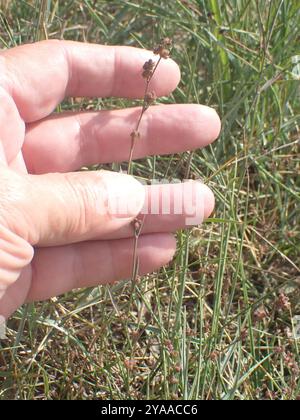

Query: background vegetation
<box><xmin>0</xmin><ymin>0</ymin><xmax>299</xmax><ymax>400</ymax></box>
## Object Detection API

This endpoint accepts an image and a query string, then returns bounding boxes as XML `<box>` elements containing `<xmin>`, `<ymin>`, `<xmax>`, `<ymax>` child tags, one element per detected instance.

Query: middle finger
<box><xmin>23</xmin><ymin>104</ymin><xmax>221</xmax><ymax>174</ymax></box>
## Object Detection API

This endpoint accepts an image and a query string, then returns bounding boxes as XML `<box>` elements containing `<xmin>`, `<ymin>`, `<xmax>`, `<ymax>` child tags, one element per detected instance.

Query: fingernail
<box><xmin>196</xmin><ymin>181</ymin><xmax>215</xmax><ymax>218</ymax></box>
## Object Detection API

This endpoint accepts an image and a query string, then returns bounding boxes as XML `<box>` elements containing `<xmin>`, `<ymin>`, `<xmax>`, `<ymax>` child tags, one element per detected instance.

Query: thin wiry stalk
<box><xmin>127</xmin><ymin>38</ymin><xmax>172</xmax><ymax>175</ymax></box>
<box><xmin>128</xmin><ymin>39</ymin><xmax>173</xmax><ymax>309</ymax></box>
<box><xmin>127</xmin><ymin>61</ymin><xmax>160</xmax><ymax>174</ymax></box>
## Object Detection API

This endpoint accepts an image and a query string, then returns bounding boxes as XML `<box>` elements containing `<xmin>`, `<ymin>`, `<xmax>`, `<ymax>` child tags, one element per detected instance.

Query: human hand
<box><xmin>0</xmin><ymin>41</ymin><xmax>220</xmax><ymax>319</ymax></box>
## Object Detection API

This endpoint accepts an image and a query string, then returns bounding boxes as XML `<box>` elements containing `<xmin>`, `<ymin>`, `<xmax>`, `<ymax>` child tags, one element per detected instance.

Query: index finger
<box><xmin>0</xmin><ymin>40</ymin><xmax>180</xmax><ymax>123</ymax></box>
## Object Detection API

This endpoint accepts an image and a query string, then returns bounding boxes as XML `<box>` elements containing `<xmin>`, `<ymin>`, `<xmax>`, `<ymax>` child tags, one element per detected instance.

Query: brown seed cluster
<box><xmin>144</xmin><ymin>91</ymin><xmax>157</xmax><ymax>109</ymax></box>
<box><xmin>284</xmin><ymin>351</ymin><xmax>299</xmax><ymax>375</ymax></box>
<box><xmin>275</xmin><ymin>292</ymin><xmax>290</xmax><ymax>312</ymax></box>
<box><xmin>253</xmin><ymin>306</ymin><xmax>268</xmax><ymax>323</ymax></box>
<box><xmin>130</xmin><ymin>130</ymin><xmax>140</xmax><ymax>142</ymax></box>
<box><xmin>209</xmin><ymin>350</ymin><xmax>219</xmax><ymax>362</ymax></box>
<box><xmin>173</xmin><ymin>363</ymin><xmax>182</xmax><ymax>373</ymax></box>
<box><xmin>153</xmin><ymin>37</ymin><xmax>172</xmax><ymax>59</ymax></box>
<box><xmin>142</xmin><ymin>59</ymin><xmax>155</xmax><ymax>81</ymax></box>
<box><xmin>132</xmin><ymin>217</ymin><xmax>143</xmax><ymax>238</ymax></box>
<box><xmin>168</xmin><ymin>375</ymin><xmax>179</xmax><ymax>385</ymax></box>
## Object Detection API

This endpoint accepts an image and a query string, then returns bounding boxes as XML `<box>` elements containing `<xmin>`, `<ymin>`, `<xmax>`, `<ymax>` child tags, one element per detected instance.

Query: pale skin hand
<box><xmin>0</xmin><ymin>40</ymin><xmax>221</xmax><ymax>319</ymax></box>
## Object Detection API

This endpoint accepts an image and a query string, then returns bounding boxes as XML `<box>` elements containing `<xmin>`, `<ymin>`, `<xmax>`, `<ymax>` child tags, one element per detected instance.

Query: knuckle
<box><xmin>63</xmin><ymin>171</ymin><xmax>106</xmax><ymax>235</ymax></box>
<box><xmin>0</xmin><ymin>223</ymin><xmax>34</xmax><ymax>290</ymax></box>
<box><xmin>0</xmin><ymin>167</ymin><xmax>32</xmax><ymax>239</ymax></box>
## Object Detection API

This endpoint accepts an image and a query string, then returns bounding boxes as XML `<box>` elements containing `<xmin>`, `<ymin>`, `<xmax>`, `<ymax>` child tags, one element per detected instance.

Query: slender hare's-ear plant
<box><xmin>127</xmin><ymin>37</ymin><xmax>173</xmax><ymax>176</ymax></box>
<box><xmin>128</xmin><ymin>37</ymin><xmax>173</xmax><ymax>286</ymax></box>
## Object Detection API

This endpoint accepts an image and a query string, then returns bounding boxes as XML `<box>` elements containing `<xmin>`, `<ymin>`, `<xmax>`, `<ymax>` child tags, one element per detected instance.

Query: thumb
<box><xmin>0</xmin><ymin>223</ymin><xmax>33</xmax><ymax>298</ymax></box>
<box><xmin>1</xmin><ymin>169</ymin><xmax>145</xmax><ymax>247</ymax></box>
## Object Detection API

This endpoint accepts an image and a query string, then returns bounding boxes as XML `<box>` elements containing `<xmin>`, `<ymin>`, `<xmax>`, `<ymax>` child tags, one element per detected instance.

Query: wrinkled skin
<box><xmin>0</xmin><ymin>41</ymin><xmax>221</xmax><ymax>319</ymax></box>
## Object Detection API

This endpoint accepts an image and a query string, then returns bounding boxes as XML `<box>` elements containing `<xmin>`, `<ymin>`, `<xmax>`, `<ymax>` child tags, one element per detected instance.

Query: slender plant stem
<box><xmin>127</xmin><ymin>57</ymin><xmax>162</xmax><ymax>175</ymax></box>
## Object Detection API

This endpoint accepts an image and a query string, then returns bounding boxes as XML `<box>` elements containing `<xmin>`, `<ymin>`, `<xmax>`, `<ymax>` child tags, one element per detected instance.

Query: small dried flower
<box><xmin>173</xmin><ymin>363</ymin><xmax>182</xmax><ymax>373</ymax></box>
<box><xmin>131</xmin><ymin>329</ymin><xmax>140</xmax><ymax>340</ymax></box>
<box><xmin>283</xmin><ymin>351</ymin><xmax>300</xmax><ymax>375</ymax></box>
<box><xmin>132</xmin><ymin>217</ymin><xmax>142</xmax><ymax>237</ymax></box>
<box><xmin>153</xmin><ymin>46</ymin><xmax>170</xmax><ymax>59</ymax></box>
<box><xmin>162</xmin><ymin>37</ymin><xmax>172</xmax><ymax>46</ymax></box>
<box><xmin>170</xmin><ymin>350</ymin><xmax>179</xmax><ymax>359</ymax></box>
<box><xmin>144</xmin><ymin>91</ymin><xmax>156</xmax><ymax>108</ymax></box>
<box><xmin>164</xmin><ymin>339</ymin><xmax>174</xmax><ymax>353</ymax></box>
<box><xmin>130</xmin><ymin>130</ymin><xmax>140</xmax><ymax>141</ymax></box>
<box><xmin>168</xmin><ymin>375</ymin><xmax>179</xmax><ymax>385</ymax></box>
<box><xmin>264</xmin><ymin>389</ymin><xmax>277</xmax><ymax>400</ymax></box>
<box><xmin>209</xmin><ymin>350</ymin><xmax>218</xmax><ymax>362</ymax></box>
<box><xmin>153</xmin><ymin>38</ymin><xmax>172</xmax><ymax>59</ymax></box>
<box><xmin>142</xmin><ymin>59</ymin><xmax>155</xmax><ymax>80</ymax></box>
<box><xmin>254</xmin><ymin>306</ymin><xmax>268</xmax><ymax>322</ymax></box>
<box><xmin>274</xmin><ymin>346</ymin><xmax>284</xmax><ymax>354</ymax></box>
<box><xmin>275</xmin><ymin>292</ymin><xmax>290</xmax><ymax>312</ymax></box>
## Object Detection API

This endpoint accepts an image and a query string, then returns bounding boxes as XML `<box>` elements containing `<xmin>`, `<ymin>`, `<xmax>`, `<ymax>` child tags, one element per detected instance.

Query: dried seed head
<box><xmin>144</xmin><ymin>91</ymin><xmax>156</xmax><ymax>108</ymax></box>
<box><xmin>254</xmin><ymin>306</ymin><xmax>268</xmax><ymax>322</ymax></box>
<box><xmin>161</xmin><ymin>48</ymin><xmax>170</xmax><ymax>59</ymax></box>
<box><xmin>164</xmin><ymin>339</ymin><xmax>174</xmax><ymax>353</ymax></box>
<box><xmin>143</xmin><ymin>59</ymin><xmax>155</xmax><ymax>70</ymax></box>
<box><xmin>274</xmin><ymin>346</ymin><xmax>284</xmax><ymax>354</ymax></box>
<box><xmin>162</xmin><ymin>37</ymin><xmax>172</xmax><ymax>47</ymax></box>
<box><xmin>132</xmin><ymin>217</ymin><xmax>143</xmax><ymax>237</ymax></box>
<box><xmin>130</xmin><ymin>130</ymin><xmax>140</xmax><ymax>141</ymax></box>
<box><xmin>153</xmin><ymin>37</ymin><xmax>172</xmax><ymax>59</ymax></box>
<box><xmin>145</xmin><ymin>90</ymin><xmax>156</xmax><ymax>102</ymax></box>
<box><xmin>142</xmin><ymin>59</ymin><xmax>155</xmax><ymax>80</ymax></box>
<box><xmin>168</xmin><ymin>375</ymin><xmax>179</xmax><ymax>385</ymax></box>
<box><xmin>275</xmin><ymin>292</ymin><xmax>290</xmax><ymax>312</ymax></box>
<box><xmin>264</xmin><ymin>389</ymin><xmax>277</xmax><ymax>400</ymax></box>
<box><xmin>173</xmin><ymin>363</ymin><xmax>182</xmax><ymax>373</ymax></box>
<box><xmin>209</xmin><ymin>350</ymin><xmax>219</xmax><ymax>362</ymax></box>
<box><xmin>283</xmin><ymin>351</ymin><xmax>300</xmax><ymax>374</ymax></box>
<box><xmin>131</xmin><ymin>329</ymin><xmax>140</xmax><ymax>340</ymax></box>
<box><xmin>153</xmin><ymin>46</ymin><xmax>170</xmax><ymax>59</ymax></box>
<box><xmin>171</xmin><ymin>350</ymin><xmax>179</xmax><ymax>358</ymax></box>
